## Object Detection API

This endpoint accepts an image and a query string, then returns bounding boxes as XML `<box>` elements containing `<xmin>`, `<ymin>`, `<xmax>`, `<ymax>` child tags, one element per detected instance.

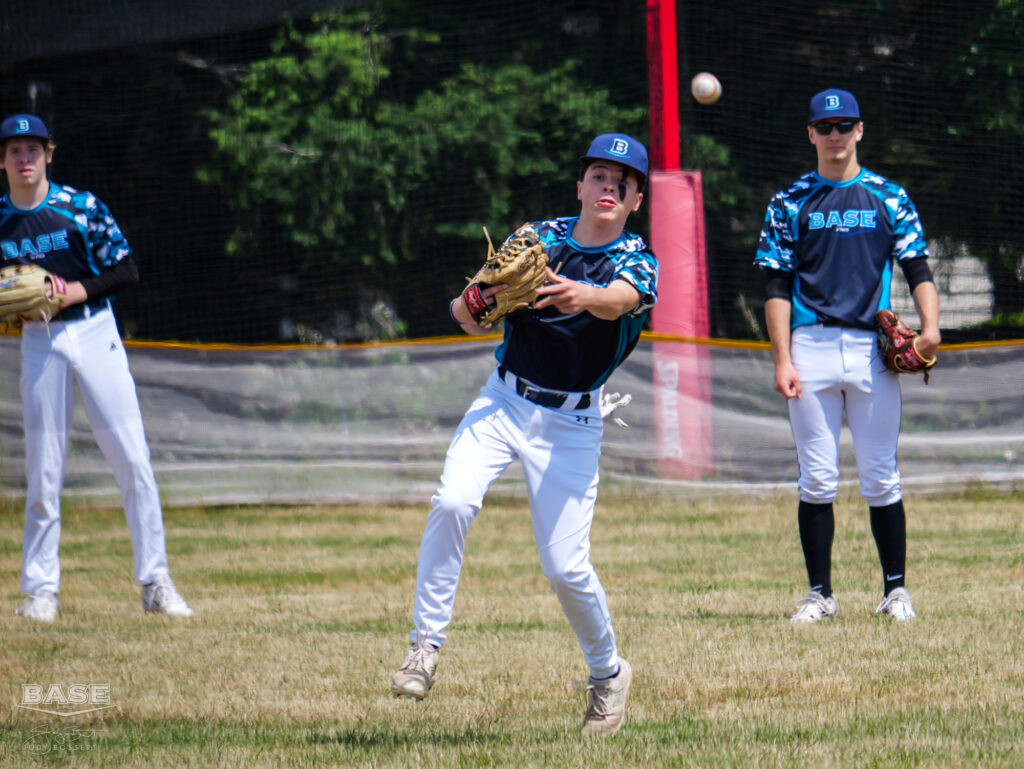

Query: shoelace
<box><xmin>402</xmin><ymin>645</ymin><xmax>435</xmax><ymax>672</ymax></box>
<box><xmin>574</xmin><ymin>679</ymin><xmax>613</xmax><ymax>718</ymax></box>
<box><xmin>794</xmin><ymin>593</ymin><xmax>831</xmax><ymax>617</ymax></box>
<box><xmin>152</xmin><ymin>583</ymin><xmax>187</xmax><ymax>608</ymax></box>
<box><xmin>876</xmin><ymin>592</ymin><xmax>909</xmax><ymax>614</ymax></box>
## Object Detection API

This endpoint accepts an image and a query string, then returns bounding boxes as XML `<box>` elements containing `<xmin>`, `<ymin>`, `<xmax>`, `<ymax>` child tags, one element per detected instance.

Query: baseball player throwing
<box><xmin>755</xmin><ymin>89</ymin><xmax>940</xmax><ymax>623</ymax></box>
<box><xmin>390</xmin><ymin>133</ymin><xmax>658</xmax><ymax>736</ymax></box>
<box><xmin>1</xmin><ymin>114</ymin><xmax>193</xmax><ymax>622</ymax></box>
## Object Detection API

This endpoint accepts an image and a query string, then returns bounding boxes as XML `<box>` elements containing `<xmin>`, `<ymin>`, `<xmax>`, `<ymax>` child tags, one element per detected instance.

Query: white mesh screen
<box><xmin>1</xmin><ymin>335</ymin><xmax>1021</xmax><ymax>506</ymax></box>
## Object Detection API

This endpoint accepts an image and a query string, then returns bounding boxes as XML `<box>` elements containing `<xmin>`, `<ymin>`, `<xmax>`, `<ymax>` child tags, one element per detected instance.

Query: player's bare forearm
<box><xmin>911</xmin><ymin>280</ymin><xmax>941</xmax><ymax>358</ymax></box>
<box><xmin>765</xmin><ymin>297</ymin><xmax>801</xmax><ymax>399</ymax></box>
<box><xmin>765</xmin><ymin>298</ymin><xmax>794</xmax><ymax>365</ymax></box>
<box><xmin>534</xmin><ymin>272</ymin><xmax>639</xmax><ymax>320</ymax></box>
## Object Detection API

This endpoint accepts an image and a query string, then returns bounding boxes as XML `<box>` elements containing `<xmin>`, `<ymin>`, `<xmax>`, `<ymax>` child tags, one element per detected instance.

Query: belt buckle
<box><xmin>521</xmin><ymin>384</ymin><xmax>566</xmax><ymax>408</ymax></box>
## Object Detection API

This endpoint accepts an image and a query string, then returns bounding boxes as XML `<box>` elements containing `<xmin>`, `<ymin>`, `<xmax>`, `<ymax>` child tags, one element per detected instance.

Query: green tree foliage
<box><xmin>944</xmin><ymin>0</ymin><xmax>1024</xmax><ymax>322</ymax></box>
<box><xmin>198</xmin><ymin>14</ymin><xmax>425</xmax><ymax>269</ymax></box>
<box><xmin>198</xmin><ymin>13</ymin><xmax>676</xmax><ymax>337</ymax></box>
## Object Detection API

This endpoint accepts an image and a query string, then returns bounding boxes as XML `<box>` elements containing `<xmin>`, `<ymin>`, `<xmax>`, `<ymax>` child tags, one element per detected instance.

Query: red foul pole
<box><xmin>646</xmin><ymin>0</ymin><xmax>714</xmax><ymax>479</ymax></box>
<box><xmin>646</xmin><ymin>0</ymin><xmax>680</xmax><ymax>173</ymax></box>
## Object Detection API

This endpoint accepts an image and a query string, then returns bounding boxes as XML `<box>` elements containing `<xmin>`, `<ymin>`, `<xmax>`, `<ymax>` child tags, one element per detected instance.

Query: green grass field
<box><xmin>1</xmin><ymin>488</ymin><xmax>1022</xmax><ymax>768</ymax></box>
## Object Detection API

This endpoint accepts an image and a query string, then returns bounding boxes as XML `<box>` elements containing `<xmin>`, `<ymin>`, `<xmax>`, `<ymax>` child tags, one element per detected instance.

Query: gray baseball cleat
<box><xmin>581</xmin><ymin>658</ymin><xmax>632</xmax><ymax>737</ymax></box>
<box><xmin>391</xmin><ymin>642</ymin><xmax>440</xmax><ymax>700</ymax></box>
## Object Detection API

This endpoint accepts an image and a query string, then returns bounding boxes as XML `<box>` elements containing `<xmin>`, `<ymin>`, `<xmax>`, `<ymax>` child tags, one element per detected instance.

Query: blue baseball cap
<box><xmin>579</xmin><ymin>133</ymin><xmax>648</xmax><ymax>183</ymax></box>
<box><xmin>0</xmin><ymin>113</ymin><xmax>50</xmax><ymax>141</ymax></box>
<box><xmin>808</xmin><ymin>89</ymin><xmax>861</xmax><ymax>124</ymax></box>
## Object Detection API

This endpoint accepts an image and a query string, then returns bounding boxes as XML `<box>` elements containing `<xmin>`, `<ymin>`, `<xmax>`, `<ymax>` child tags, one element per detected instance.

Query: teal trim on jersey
<box><xmin>564</xmin><ymin>218</ymin><xmax>628</xmax><ymax>255</ymax></box>
<box><xmin>1</xmin><ymin>182</ymin><xmax>52</xmax><ymax>215</ymax></box>
<box><xmin>878</xmin><ymin>258</ymin><xmax>893</xmax><ymax>312</ymax></box>
<box><xmin>494</xmin><ymin>327</ymin><xmax>511</xmax><ymax>367</ymax></box>
<box><xmin>588</xmin><ymin>310</ymin><xmax>647</xmax><ymax>389</ymax></box>
<box><xmin>790</xmin><ymin>273</ymin><xmax>818</xmax><ymax>328</ymax></box>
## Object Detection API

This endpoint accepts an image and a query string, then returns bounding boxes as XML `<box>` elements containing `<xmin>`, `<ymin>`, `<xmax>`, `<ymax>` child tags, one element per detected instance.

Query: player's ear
<box><xmin>632</xmin><ymin>192</ymin><xmax>643</xmax><ymax>212</ymax></box>
<box><xmin>576</xmin><ymin>180</ymin><xmax>583</xmax><ymax>201</ymax></box>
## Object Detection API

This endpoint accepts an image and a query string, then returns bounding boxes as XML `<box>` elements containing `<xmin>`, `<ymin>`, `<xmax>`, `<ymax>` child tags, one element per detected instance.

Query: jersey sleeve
<box><xmin>614</xmin><ymin>234</ymin><xmax>658</xmax><ymax>317</ymax></box>
<box><xmin>83</xmin><ymin>192</ymin><xmax>132</xmax><ymax>268</ymax></box>
<box><xmin>754</xmin><ymin>192</ymin><xmax>797</xmax><ymax>273</ymax></box>
<box><xmin>890</xmin><ymin>185</ymin><xmax>929</xmax><ymax>263</ymax></box>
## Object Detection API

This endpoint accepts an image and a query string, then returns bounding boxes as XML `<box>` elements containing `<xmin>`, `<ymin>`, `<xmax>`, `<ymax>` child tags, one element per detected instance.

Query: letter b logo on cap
<box><xmin>16</xmin><ymin>119</ymin><xmax>29</xmax><ymax>133</ymax></box>
<box><xmin>609</xmin><ymin>138</ymin><xmax>629</xmax><ymax>156</ymax></box>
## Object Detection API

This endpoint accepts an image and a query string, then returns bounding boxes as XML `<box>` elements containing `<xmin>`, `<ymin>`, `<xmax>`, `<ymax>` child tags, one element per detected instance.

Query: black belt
<box><xmin>55</xmin><ymin>299</ymin><xmax>111</xmax><ymax>322</ymax></box>
<box><xmin>498</xmin><ymin>366</ymin><xmax>591</xmax><ymax>410</ymax></box>
<box><xmin>819</xmin><ymin>318</ymin><xmax>865</xmax><ymax>329</ymax></box>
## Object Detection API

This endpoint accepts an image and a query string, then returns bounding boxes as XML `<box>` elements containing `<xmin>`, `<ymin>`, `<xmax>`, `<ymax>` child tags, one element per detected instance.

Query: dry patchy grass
<box><xmin>0</xmin><ymin>488</ymin><xmax>1022</xmax><ymax>767</ymax></box>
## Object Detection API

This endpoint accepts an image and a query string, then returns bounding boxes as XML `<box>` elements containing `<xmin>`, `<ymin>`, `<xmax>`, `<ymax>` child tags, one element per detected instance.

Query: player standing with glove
<box><xmin>1</xmin><ymin>113</ymin><xmax>193</xmax><ymax>622</ymax></box>
<box><xmin>391</xmin><ymin>133</ymin><xmax>657</xmax><ymax>737</ymax></box>
<box><xmin>755</xmin><ymin>89</ymin><xmax>940</xmax><ymax>624</ymax></box>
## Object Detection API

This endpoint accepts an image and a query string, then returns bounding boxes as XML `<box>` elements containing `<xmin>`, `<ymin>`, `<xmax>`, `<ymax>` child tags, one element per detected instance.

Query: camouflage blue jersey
<box><xmin>0</xmin><ymin>182</ymin><xmax>131</xmax><ymax>279</ymax></box>
<box><xmin>496</xmin><ymin>216</ymin><xmax>658</xmax><ymax>392</ymax></box>
<box><xmin>755</xmin><ymin>168</ymin><xmax>928</xmax><ymax>330</ymax></box>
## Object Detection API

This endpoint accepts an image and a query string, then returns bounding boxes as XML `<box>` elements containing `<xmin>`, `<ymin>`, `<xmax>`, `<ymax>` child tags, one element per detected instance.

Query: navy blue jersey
<box><xmin>0</xmin><ymin>182</ymin><xmax>131</xmax><ymax>279</ymax></box>
<box><xmin>496</xmin><ymin>216</ymin><xmax>658</xmax><ymax>392</ymax></box>
<box><xmin>755</xmin><ymin>168</ymin><xmax>929</xmax><ymax>330</ymax></box>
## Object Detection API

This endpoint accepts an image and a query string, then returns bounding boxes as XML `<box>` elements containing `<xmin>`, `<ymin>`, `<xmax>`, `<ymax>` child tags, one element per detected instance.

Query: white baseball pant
<box><xmin>410</xmin><ymin>369</ymin><xmax>620</xmax><ymax>679</ymax></box>
<box><xmin>20</xmin><ymin>308</ymin><xmax>170</xmax><ymax>595</ymax></box>
<box><xmin>788</xmin><ymin>325</ymin><xmax>903</xmax><ymax>507</ymax></box>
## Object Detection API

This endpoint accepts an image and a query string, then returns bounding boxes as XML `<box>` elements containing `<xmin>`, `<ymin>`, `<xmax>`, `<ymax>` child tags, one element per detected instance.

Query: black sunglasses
<box><xmin>811</xmin><ymin>120</ymin><xmax>859</xmax><ymax>136</ymax></box>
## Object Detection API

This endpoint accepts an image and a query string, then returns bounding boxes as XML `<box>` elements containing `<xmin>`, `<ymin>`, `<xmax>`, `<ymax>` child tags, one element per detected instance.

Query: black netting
<box><xmin>2</xmin><ymin>1</ymin><xmax>1020</xmax><ymax>343</ymax></box>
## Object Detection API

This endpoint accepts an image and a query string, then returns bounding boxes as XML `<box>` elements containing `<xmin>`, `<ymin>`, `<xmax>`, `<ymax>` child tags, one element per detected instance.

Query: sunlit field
<box><xmin>2</xmin><ymin>488</ymin><xmax>1022</xmax><ymax>767</ymax></box>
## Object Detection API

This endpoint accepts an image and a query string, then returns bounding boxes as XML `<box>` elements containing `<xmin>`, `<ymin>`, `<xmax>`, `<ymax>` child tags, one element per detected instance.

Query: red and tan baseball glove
<box><xmin>876</xmin><ymin>309</ymin><xmax>936</xmax><ymax>383</ymax></box>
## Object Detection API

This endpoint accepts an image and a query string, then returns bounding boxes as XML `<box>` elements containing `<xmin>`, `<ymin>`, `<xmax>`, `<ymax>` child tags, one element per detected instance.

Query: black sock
<box><xmin>798</xmin><ymin>501</ymin><xmax>834</xmax><ymax>598</ymax></box>
<box><xmin>870</xmin><ymin>500</ymin><xmax>907</xmax><ymax>595</ymax></box>
<box><xmin>591</xmin><ymin>665</ymin><xmax>621</xmax><ymax>682</ymax></box>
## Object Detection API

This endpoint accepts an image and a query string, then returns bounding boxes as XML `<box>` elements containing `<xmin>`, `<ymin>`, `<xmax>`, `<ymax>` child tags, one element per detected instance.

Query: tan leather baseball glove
<box><xmin>461</xmin><ymin>224</ymin><xmax>550</xmax><ymax>327</ymax></box>
<box><xmin>0</xmin><ymin>263</ymin><xmax>68</xmax><ymax>327</ymax></box>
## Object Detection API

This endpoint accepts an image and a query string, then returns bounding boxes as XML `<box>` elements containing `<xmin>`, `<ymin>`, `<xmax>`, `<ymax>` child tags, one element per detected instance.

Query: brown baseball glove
<box><xmin>460</xmin><ymin>224</ymin><xmax>550</xmax><ymax>327</ymax></box>
<box><xmin>0</xmin><ymin>263</ymin><xmax>68</xmax><ymax>327</ymax></box>
<box><xmin>876</xmin><ymin>309</ymin><xmax>936</xmax><ymax>383</ymax></box>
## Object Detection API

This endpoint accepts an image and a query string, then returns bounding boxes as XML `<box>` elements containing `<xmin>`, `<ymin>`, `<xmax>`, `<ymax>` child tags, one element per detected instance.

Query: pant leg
<box><xmin>844</xmin><ymin>340</ymin><xmax>903</xmax><ymax>506</ymax></box>
<box><xmin>788</xmin><ymin>327</ymin><xmax>846</xmax><ymax>504</ymax></box>
<box><xmin>19</xmin><ymin>323</ymin><xmax>75</xmax><ymax>595</ymax></box>
<box><xmin>69</xmin><ymin>312</ymin><xmax>169</xmax><ymax>585</ymax></box>
<box><xmin>411</xmin><ymin>379</ymin><xmax>517</xmax><ymax>647</ymax></box>
<box><xmin>518</xmin><ymin>397</ymin><xmax>619</xmax><ymax>679</ymax></box>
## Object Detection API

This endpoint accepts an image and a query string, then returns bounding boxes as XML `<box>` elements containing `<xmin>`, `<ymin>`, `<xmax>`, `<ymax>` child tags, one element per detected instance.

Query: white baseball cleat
<box><xmin>142</xmin><ymin>576</ymin><xmax>195</xmax><ymax>617</ymax></box>
<box><xmin>876</xmin><ymin>587</ymin><xmax>917</xmax><ymax>621</ymax></box>
<box><xmin>15</xmin><ymin>591</ymin><xmax>59</xmax><ymax>623</ymax></box>
<box><xmin>791</xmin><ymin>591</ymin><xmax>838</xmax><ymax>624</ymax></box>
<box><xmin>391</xmin><ymin>642</ymin><xmax>440</xmax><ymax>700</ymax></box>
<box><xmin>581</xmin><ymin>658</ymin><xmax>632</xmax><ymax>737</ymax></box>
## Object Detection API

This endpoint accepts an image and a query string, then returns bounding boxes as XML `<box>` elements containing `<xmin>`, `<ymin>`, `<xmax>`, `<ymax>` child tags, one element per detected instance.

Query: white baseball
<box><xmin>691</xmin><ymin>72</ymin><xmax>722</xmax><ymax>105</ymax></box>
